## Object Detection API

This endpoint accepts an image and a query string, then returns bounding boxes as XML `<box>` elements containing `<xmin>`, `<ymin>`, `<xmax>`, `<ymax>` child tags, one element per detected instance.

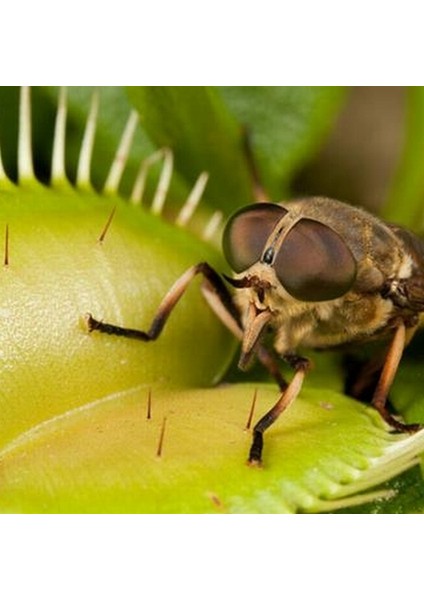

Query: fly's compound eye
<box><xmin>274</xmin><ymin>218</ymin><xmax>357</xmax><ymax>301</ymax></box>
<box><xmin>222</xmin><ymin>203</ymin><xmax>287</xmax><ymax>272</ymax></box>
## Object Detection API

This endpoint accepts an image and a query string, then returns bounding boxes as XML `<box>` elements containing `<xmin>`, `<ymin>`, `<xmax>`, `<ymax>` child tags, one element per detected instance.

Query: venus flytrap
<box><xmin>0</xmin><ymin>86</ymin><xmax>423</xmax><ymax>513</ymax></box>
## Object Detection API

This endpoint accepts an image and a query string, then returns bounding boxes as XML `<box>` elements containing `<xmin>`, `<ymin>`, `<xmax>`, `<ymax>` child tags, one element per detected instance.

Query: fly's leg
<box><xmin>347</xmin><ymin>321</ymin><xmax>418</xmax><ymax>402</ymax></box>
<box><xmin>256</xmin><ymin>346</ymin><xmax>288</xmax><ymax>392</ymax></box>
<box><xmin>86</xmin><ymin>262</ymin><xmax>288</xmax><ymax>389</ymax></box>
<box><xmin>248</xmin><ymin>355</ymin><xmax>310</xmax><ymax>465</ymax></box>
<box><xmin>371</xmin><ymin>320</ymin><xmax>421</xmax><ymax>433</ymax></box>
<box><xmin>200</xmin><ymin>277</ymin><xmax>288</xmax><ymax>391</ymax></box>
<box><xmin>86</xmin><ymin>262</ymin><xmax>240</xmax><ymax>342</ymax></box>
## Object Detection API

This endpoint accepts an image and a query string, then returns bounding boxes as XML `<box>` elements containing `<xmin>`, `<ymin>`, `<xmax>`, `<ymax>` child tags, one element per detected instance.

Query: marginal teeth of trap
<box><xmin>150</xmin><ymin>147</ymin><xmax>173</xmax><ymax>216</ymax></box>
<box><xmin>176</xmin><ymin>171</ymin><xmax>209</xmax><ymax>227</ymax></box>
<box><xmin>2</xmin><ymin>87</ymin><xmax>216</xmax><ymax>243</ymax></box>
<box><xmin>130</xmin><ymin>147</ymin><xmax>174</xmax><ymax>216</ymax></box>
<box><xmin>0</xmin><ymin>145</ymin><xmax>9</xmax><ymax>185</ymax></box>
<box><xmin>305</xmin><ymin>428</ymin><xmax>424</xmax><ymax>513</ymax></box>
<box><xmin>18</xmin><ymin>86</ymin><xmax>35</xmax><ymax>183</ymax></box>
<box><xmin>130</xmin><ymin>148</ymin><xmax>163</xmax><ymax>205</ymax></box>
<box><xmin>76</xmin><ymin>89</ymin><xmax>99</xmax><ymax>190</ymax></box>
<box><xmin>103</xmin><ymin>110</ymin><xmax>139</xmax><ymax>196</ymax></box>
<box><xmin>51</xmin><ymin>87</ymin><xmax>68</xmax><ymax>186</ymax></box>
<box><xmin>202</xmin><ymin>210</ymin><xmax>223</xmax><ymax>242</ymax></box>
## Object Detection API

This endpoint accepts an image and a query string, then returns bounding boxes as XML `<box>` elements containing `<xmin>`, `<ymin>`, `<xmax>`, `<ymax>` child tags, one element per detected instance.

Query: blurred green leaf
<box><xmin>218</xmin><ymin>86</ymin><xmax>346</xmax><ymax>199</ymax></box>
<box><xmin>391</xmin><ymin>360</ymin><xmax>424</xmax><ymax>424</ymax></box>
<box><xmin>127</xmin><ymin>86</ymin><xmax>345</xmax><ymax>214</ymax></box>
<box><xmin>384</xmin><ymin>87</ymin><xmax>424</xmax><ymax>229</ymax></box>
<box><xmin>0</xmin><ymin>87</ymin><xmax>19</xmax><ymax>180</ymax></box>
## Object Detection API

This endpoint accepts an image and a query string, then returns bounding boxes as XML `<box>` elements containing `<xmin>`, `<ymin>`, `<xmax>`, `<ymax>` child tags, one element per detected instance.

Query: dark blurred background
<box><xmin>294</xmin><ymin>87</ymin><xmax>405</xmax><ymax>212</ymax></box>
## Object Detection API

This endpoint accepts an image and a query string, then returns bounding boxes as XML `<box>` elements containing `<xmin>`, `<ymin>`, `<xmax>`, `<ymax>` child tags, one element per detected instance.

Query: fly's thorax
<box><xmin>271</xmin><ymin>289</ymin><xmax>394</xmax><ymax>354</ymax></box>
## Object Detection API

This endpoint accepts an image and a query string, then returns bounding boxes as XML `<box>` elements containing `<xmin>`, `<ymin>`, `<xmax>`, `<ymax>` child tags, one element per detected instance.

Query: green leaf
<box><xmin>127</xmin><ymin>87</ymin><xmax>345</xmax><ymax>213</ymax></box>
<box><xmin>0</xmin><ymin>87</ymin><xmax>20</xmax><ymax>180</ymax></box>
<box><xmin>218</xmin><ymin>86</ymin><xmax>346</xmax><ymax>199</ymax></box>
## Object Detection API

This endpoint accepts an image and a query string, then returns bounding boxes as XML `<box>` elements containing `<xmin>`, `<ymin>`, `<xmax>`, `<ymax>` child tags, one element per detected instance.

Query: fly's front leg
<box><xmin>201</xmin><ymin>281</ymin><xmax>288</xmax><ymax>392</ymax></box>
<box><xmin>248</xmin><ymin>354</ymin><xmax>310</xmax><ymax>466</ymax></box>
<box><xmin>86</xmin><ymin>262</ymin><xmax>240</xmax><ymax>342</ymax></box>
<box><xmin>86</xmin><ymin>262</ymin><xmax>287</xmax><ymax>390</ymax></box>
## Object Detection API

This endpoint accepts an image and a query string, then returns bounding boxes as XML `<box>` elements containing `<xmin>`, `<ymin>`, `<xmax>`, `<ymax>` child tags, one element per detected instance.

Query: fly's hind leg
<box><xmin>248</xmin><ymin>354</ymin><xmax>310</xmax><ymax>466</ymax></box>
<box><xmin>370</xmin><ymin>320</ymin><xmax>421</xmax><ymax>433</ymax></box>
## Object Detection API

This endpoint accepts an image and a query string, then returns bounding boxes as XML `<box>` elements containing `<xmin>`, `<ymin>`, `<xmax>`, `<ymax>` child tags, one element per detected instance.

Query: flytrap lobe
<box><xmin>0</xmin><ymin>86</ymin><xmax>235</xmax><ymax>455</ymax></box>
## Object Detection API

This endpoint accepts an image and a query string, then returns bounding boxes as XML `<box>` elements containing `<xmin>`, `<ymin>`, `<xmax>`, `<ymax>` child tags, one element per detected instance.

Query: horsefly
<box><xmin>86</xmin><ymin>174</ymin><xmax>424</xmax><ymax>465</ymax></box>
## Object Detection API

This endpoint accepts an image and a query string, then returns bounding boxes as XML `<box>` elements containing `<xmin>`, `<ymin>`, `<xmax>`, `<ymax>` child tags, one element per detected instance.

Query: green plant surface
<box><xmin>0</xmin><ymin>184</ymin><xmax>235</xmax><ymax>448</ymax></box>
<box><xmin>1</xmin><ymin>383</ymin><xmax>422</xmax><ymax>514</ymax></box>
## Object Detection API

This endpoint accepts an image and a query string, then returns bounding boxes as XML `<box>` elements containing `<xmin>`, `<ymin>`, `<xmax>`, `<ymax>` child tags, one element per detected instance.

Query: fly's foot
<box><xmin>247</xmin><ymin>431</ymin><xmax>264</xmax><ymax>467</ymax></box>
<box><xmin>376</xmin><ymin>406</ymin><xmax>422</xmax><ymax>434</ymax></box>
<box><xmin>84</xmin><ymin>313</ymin><xmax>101</xmax><ymax>333</ymax></box>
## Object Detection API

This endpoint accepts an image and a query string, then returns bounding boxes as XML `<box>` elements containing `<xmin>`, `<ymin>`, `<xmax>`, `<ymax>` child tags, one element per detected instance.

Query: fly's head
<box><xmin>222</xmin><ymin>200</ymin><xmax>359</xmax><ymax>367</ymax></box>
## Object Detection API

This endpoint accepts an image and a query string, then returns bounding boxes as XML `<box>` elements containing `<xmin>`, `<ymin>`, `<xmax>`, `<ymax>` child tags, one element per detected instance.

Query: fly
<box><xmin>86</xmin><ymin>184</ymin><xmax>424</xmax><ymax>465</ymax></box>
